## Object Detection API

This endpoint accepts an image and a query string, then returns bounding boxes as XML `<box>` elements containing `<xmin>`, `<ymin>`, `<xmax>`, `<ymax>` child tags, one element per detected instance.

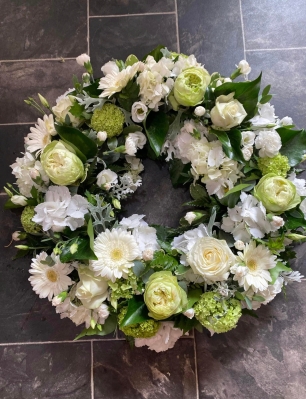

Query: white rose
<box><xmin>11</xmin><ymin>195</ymin><xmax>27</xmax><ymax>206</ymax></box>
<box><xmin>52</xmin><ymin>96</ymin><xmax>81</xmax><ymax>127</ymax></box>
<box><xmin>187</xmin><ymin>237</ymin><xmax>236</xmax><ymax>282</ymax></box>
<box><xmin>238</xmin><ymin>60</ymin><xmax>251</xmax><ymax>75</ymax></box>
<box><xmin>183</xmin><ymin>308</ymin><xmax>195</xmax><ymax>319</ymax></box>
<box><xmin>96</xmin><ymin>169</ymin><xmax>118</xmax><ymax>189</ymax></box>
<box><xmin>194</xmin><ymin>106</ymin><xmax>206</xmax><ymax>117</ymax></box>
<box><xmin>280</xmin><ymin>116</ymin><xmax>293</xmax><ymax>126</ymax></box>
<box><xmin>131</xmin><ymin>102</ymin><xmax>148</xmax><ymax>123</ymax></box>
<box><xmin>241</xmin><ymin>131</ymin><xmax>255</xmax><ymax>147</ymax></box>
<box><xmin>184</xmin><ymin>212</ymin><xmax>196</xmax><ymax>225</ymax></box>
<box><xmin>255</xmin><ymin>130</ymin><xmax>281</xmax><ymax>158</ymax></box>
<box><xmin>210</xmin><ymin>92</ymin><xmax>247</xmax><ymax>130</ymax></box>
<box><xmin>97</xmin><ymin>131</ymin><xmax>107</xmax><ymax>142</ymax></box>
<box><xmin>125</xmin><ymin>132</ymin><xmax>147</xmax><ymax>156</ymax></box>
<box><xmin>76</xmin><ymin>53</ymin><xmax>90</xmax><ymax>66</ymax></box>
<box><xmin>75</xmin><ymin>266</ymin><xmax>109</xmax><ymax>309</ymax></box>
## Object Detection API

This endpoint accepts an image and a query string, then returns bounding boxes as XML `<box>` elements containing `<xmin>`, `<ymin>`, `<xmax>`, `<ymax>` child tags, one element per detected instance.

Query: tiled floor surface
<box><xmin>1</xmin><ymin>1</ymin><xmax>306</xmax><ymax>398</ymax></box>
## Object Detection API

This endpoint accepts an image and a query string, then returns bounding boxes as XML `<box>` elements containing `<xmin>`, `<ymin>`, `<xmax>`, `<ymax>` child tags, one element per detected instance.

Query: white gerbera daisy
<box><xmin>231</xmin><ymin>241</ymin><xmax>276</xmax><ymax>292</ymax></box>
<box><xmin>29</xmin><ymin>252</ymin><xmax>73</xmax><ymax>300</ymax></box>
<box><xmin>99</xmin><ymin>63</ymin><xmax>140</xmax><ymax>98</ymax></box>
<box><xmin>24</xmin><ymin>114</ymin><xmax>56</xmax><ymax>155</ymax></box>
<box><xmin>91</xmin><ymin>228</ymin><xmax>140</xmax><ymax>282</ymax></box>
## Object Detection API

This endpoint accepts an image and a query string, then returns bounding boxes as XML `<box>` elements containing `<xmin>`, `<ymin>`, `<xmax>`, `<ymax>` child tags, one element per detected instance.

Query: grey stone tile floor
<box><xmin>0</xmin><ymin>0</ymin><xmax>306</xmax><ymax>397</ymax></box>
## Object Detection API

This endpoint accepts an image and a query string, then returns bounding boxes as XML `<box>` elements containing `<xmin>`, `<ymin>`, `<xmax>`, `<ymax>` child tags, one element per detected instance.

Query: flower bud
<box><xmin>38</xmin><ymin>93</ymin><xmax>50</xmax><ymax>108</ymax></box>
<box><xmin>238</xmin><ymin>60</ymin><xmax>251</xmax><ymax>75</ymax></box>
<box><xmin>15</xmin><ymin>245</ymin><xmax>29</xmax><ymax>250</ymax></box>
<box><xmin>286</xmin><ymin>233</ymin><xmax>306</xmax><ymax>241</ymax></box>
<box><xmin>194</xmin><ymin>106</ymin><xmax>206</xmax><ymax>117</ymax></box>
<box><xmin>184</xmin><ymin>212</ymin><xmax>196</xmax><ymax>225</ymax></box>
<box><xmin>11</xmin><ymin>195</ymin><xmax>27</xmax><ymax>206</ymax></box>
<box><xmin>76</xmin><ymin>53</ymin><xmax>90</xmax><ymax>66</ymax></box>
<box><xmin>183</xmin><ymin>308</ymin><xmax>195</xmax><ymax>319</ymax></box>
<box><xmin>112</xmin><ymin>198</ymin><xmax>121</xmax><ymax>209</ymax></box>
<box><xmin>97</xmin><ymin>131</ymin><xmax>107</xmax><ymax>143</ymax></box>
<box><xmin>82</xmin><ymin>72</ymin><xmax>90</xmax><ymax>83</ymax></box>
<box><xmin>4</xmin><ymin>187</ymin><xmax>13</xmax><ymax>197</ymax></box>
<box><xmin>12</xmin><ymin>231</ymin><xmax>27</xmax><ymax>241</ymax></box>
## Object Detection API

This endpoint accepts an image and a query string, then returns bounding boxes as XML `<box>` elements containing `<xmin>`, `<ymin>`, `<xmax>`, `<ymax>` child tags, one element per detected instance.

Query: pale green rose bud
<box><xmin>210</xmin><ymin>92</ymin><xmax>247</xmax><ymax>130</ymax></box>
<box><xmin>286</xmin><ymin>233</ymin><xmax>306</xmax><ymax>241</ymax></box>
<box><xmin>144</xmin><ymin>271</ymin><xmax>188</xmax><ymax>320</ymax></box>
<box><xmin>112</xmin><ymin>198</ymin><xmax>121</xmax><ymax>209</ymax></box>
<box><xmin>41</xmin><ymin>141</ymin><xmax>85</xmax><ymax>186</ymax></box>
<box><xmin>254</xmin><ymin>173</ymin><xmax>301</xmax><ymax>213</ymax></box>
<box><xmin>174</xmin><ymin>67</ymin><xmax>211</xmax><ymax>107</ymax></box>
<box><xmin>75</xmin><ymin>266</ymin><xmax>109</xmax><ymax>309</ymax></box>
<box><xmin>15</xmin><ymin>245</ymin><xmax>29</xmax><ymax>250</ymax></box>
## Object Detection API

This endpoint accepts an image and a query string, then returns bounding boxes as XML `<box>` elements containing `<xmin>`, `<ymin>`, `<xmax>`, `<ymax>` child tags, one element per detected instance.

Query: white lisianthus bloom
<box><xmin>250</xmin><ymin>103</ymin><xmax>276</xmax><ymax>127</ymax></box>
<box><xmin>11</xmin><ymin>195</ymin><xmax>27</xmax><ymax>206</ymax></box>
<box><xmin>120</xmin><ymin>214</ymin><xmax>147</xmax><ymax>229</ymax></box>
<box><xmin>10</xmin><ymin>152</ymin><xmax>49</xmax><ymax>197</ymax></box>
<box><xmin>52</xmin><ymin>96</ymin><xmax>81</xmax><ymax>127</ymax></box>
<box><xmin>232</xmin><ymin>241</ymin><xmax>276</xmax><ymax>292</ymax></box>
<box><xmin>194</xmin><ymin>106</ymin><xmax>206</xmax><ymax>117</ymax></box>
<box><xmin>135</xmin><ymin>322</ymin><xmax>184</xmax><ymax>352</ymax></box>
<box><xmin>131</xmin><ymin>101</ymin><xmax>148</xmax><ymax>123</ymax></box>
<box><xmin>183</xmin><ymin>308</ymin><xmax>195</xmax><ymax>319</ymax></box>
<box><xmin>280</xmin><ymin>116</ymin><xmax>293</xmax><ymax>126</ymax></box>
<box><xmin>91</xmin><ymin>228</ymin><xmax>140</xmax><ymax>282</ymax></box>
<box><xmin>210</xmin><ymin>92</ymin><xmax>247</xmax><ymax>130</ymax></box>
<box><xmin>187</xmin><ymin>237</ymin><xmax>236</xmax><ymax>282</ymax></box>
<box><xmin>99</xmin><ymin>62</ymin><xmax>140</xmax><ymax>98</ymax></box>
<box><xmin>97</xmin><ymin>131</ymin><xmax>107</xmax><ymax>142</ymax></box>
<box><xmin>241</xmin><ymin>131</ymin><xmax>255</xmax><ymax>147</ymax></box>
<box><xmin>25</xmin><ymin>114</ymin><xmax>56</xmax><ymax>155</ymax></box>
<box><xmin>33</xmin><ymin>186</ymin><xmax>88</xmax><ymax>232</ymax></box>
<box><xmin>125</xmin><ymin>132</ymin><xmax>147</xmax><ymax>156</ymax></box>
<box><xmin>29</xmin><ymin>252</ymin><xmax>73</xmax><ymax>301</ymax></box>
<box><xmin>238</xmin><ymin>60</ymin><xmax>251</xmax><ymax>75</ymax></box>
<box><xmin>184</xmin><ymin>212</ymin><xmax>196</xmax><ymax>225</ymax></box>
<box><xmin>76</xmin><ymin>53</ymin><xmax>90</xmax><ymax>66</ymax></box>
<box><xmin>242</xmin><ymin>145</ymin><xmax>253</xmax><ymax>161</ymax></box>
<box><xmin>288</xmin><ymin>172</ymin><xmax>306</xmax><ymax>196</ymax></box>
<box><xmin>75</xmin><ymin>266</ymin><xmax>108</xmax><ymax>309</ymax></box>
<box><xmin>255</xmin><ymin>130</ymin><xmax>282</xmax><ymax>158</ymax></box>
<box><xmin>96</xmin><ymin>169</ymin><xmax>118</xmax><ymax>190</ymax></box>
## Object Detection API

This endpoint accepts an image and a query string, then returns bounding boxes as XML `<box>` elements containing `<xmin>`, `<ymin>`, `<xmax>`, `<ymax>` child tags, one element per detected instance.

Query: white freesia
<box><xmin>52</xmin><ymin>96</ymin><xmax>81</xmax><ymax>127</ymax></box>
<box><xmin>97</xmin><ymin>131</ymin><xmax>107</xmax><ymax>142</ymax></box>
<box><xmin>131</xmin><ymin>101</ymin><xmax>148</xmax><ymax>122</ymax></box>
<box><xmin>97</xmin><ymin>169</ymin><xmax>118</xmax><ymax>190</ymax></box>
<box><xmin>184</xmin><ymin>212</ymin><xmax>196</xmax><ymax>225</ymax></box>
<box><xmin>194</xmin><ymin>106</ymin><xmax>206</xmax><ymax>117</ymax></box>
<box><xmin>187</xmin><ymin>237</ymin><xmax>236</xmax><ymax>282</ymax></box>
<box><xmin>255</xmin><ymin>130</ymin><xmax>282</xmax><ymax>158</ymax></box>
<box><xmin>75</xmin><ymin>266</ymin><xmax>108</xmax><ymax>309</ymax></box>
<box><xmin>91</xmin><ymin>228</ymin><xmax>140</xmax><ymax>282</ymax></box>
<box><xmin>250</xmin><ymin>103</ymin><xmax>276</xmax><ymax>127</ymax></box>
<box><xmin>11</xmin><ymin>195</ymin><xmax>27</xmax><ymax>206</ymax></box>
<box><xmin>76</xmin><ymin>53</ymin><xmax>90</xmax><ymax>66</ymax></box>
<box><xmin>29</xmin><ymin>252</ymin><xmax>73</xmax><ymax>301</ymax></box>
<box><xmin>33</xmin><ymin>186</ymin><xmax>88</xmax><ymax>232</ymax></box>
<box><xmin>238</xmin><ymin>60</ymin><xmax>251</xmax><ymax>75</ymax></box>
<box><xmin>232</xmin><ymin>241</ymin><xmax>276</xmax><ymax>292</ymax></box>
<box><xmin>135</xmin><ymin>322</ymin><xmax>183</xmax><ymax>352</ymax></box>
<box><xmin>210</xmin><ymin>92</ymin><xmax>247</xmax><ymax>130</ymax></box>
<box><xmin>288</xmin><ymin>172</ymin><xmax>306</xmax><ymax>196</ymax></box>
<box><xmin>125</xmin><ymin>132</ymin><xmax>147</xmax><ymax>156</ymax></box>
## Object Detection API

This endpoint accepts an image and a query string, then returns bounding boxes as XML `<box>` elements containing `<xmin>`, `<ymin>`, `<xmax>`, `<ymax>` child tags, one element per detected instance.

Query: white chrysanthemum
<box><xmin>54</xmin><ymin>296</ymin><xmax>92</xmax><ymax>328</ymax></box>
<box><xmin>135</xmin><ymin>322</ymin><xmax>184</xmax><ymax>352</ymax></box>
<box><xmin>29</xmin><ymin>252</ymin><xmax>73</xmax><ymax>301</ymax></box>
<box><xmin>33</xmin><ymin>186</ymin><xmax>88</xmax><ymax>232</ymax></box>
<box><xmin>99</xmin><ymin>62</ymin><xmax>140</xmax><ymax>98</ymax></box>
<box><xmin>250</xmin><ymin>103</ymin><xmax>277</xmax><ymax>127</ymax></box>
<box><xmin>10</xmin><ymin>152</ymin><xmax>49</xmax><ymax>197</ymax></box>
<box><xmin>25</xmin><ymin>115</ymin><xmax>56</xmax><ymax>155</ymax></box>
<box><xmin>255</xmin><ymin>130</ymin><xmax>282</xmax><ymax>158</ymax></box>
<box><xmin>231</xmin><ymin>241</ymin><xmax>276</xmax><ymax>292</ymax></box>
<box><xmin>91</xmin><ymin>228</ymin><xmax>140</xmax><ymax>282</ymax></box>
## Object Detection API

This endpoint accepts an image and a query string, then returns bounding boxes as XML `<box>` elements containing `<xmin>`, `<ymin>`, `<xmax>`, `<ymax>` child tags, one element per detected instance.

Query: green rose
<box><xmin>174</xmin><ymin>67</ymin><xmax>211</xmax><ymax>107</ymax></box>
<box><xmin>254</xmin><ymin>173</ymin><xmax>301</xmax><ymax>213</ymax></box>
<box><xmin>41</xmin><ymin>141</ymin><xmax>85</xmax><ymax>186</ymax></box>
<box><xmin>144</xmin><ymin>271</ymin><xmax>187</xmax><ymax>320</ymax></box>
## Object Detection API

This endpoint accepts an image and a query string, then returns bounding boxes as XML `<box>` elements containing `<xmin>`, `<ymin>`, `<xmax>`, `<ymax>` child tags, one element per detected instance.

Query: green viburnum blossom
<box><xmin>194</xmin><ymin>292</ymin><xmax>242</xmax><ymax>334</ymax></box>
<box><xmin>144</xmin><ymin>271</ymin><xmax>188</xmax><ymax>320</ymax></box>
<box><xmin>21</xmin><ymin>206</ymin><xmax>41</xmax><ymax>234</ymax></box>
<box><xmin>91</xmin><ymin>103</ymin><xmax>125</xmax><ymax>138</ymax></box>
<box><xmin>41</xmin><ymin>141</ymin><xmax>85</xmax><ymax>186</ymax></box>
<box><xmin>108</xmin><ymin>271</ymin><xmax>138</xmax><ymax>309</ymax></box>
<box><xmin>254</xmin><ymin>173</ymin><xmax>301</xmax><ymax>213</ymax></box>
<box><xmin>118</xmin><ymin>307</ymin><xmax>160</xmax><ymax>338</ymax></box>
<box><xmin>173</xmin><ymin>67</ymin><xmax>211</xmax><ymax>107</ymax></box>
<box><xmin>258</xmin><ymin>154</ymin><xmax>290</xmax><ymax>178</ymax></box>
<box><xmin>268</xmin><ymin>235</ymin><xmax>286</xmax><ymax>253</ymax></box>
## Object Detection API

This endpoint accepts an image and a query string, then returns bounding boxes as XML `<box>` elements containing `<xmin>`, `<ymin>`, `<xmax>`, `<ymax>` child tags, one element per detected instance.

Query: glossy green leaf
<box><xmin>190</xmin><ymin>184</ymin><xmax>209</xmax><ymax>200</ymax></box>
<box><xmin>187</xmin><ymin>288</ymin><xmax>202</xmax><ymax>309</ymax></box>
<box><xmin>169</xmin><ymin>159</ymin><xmax>191</xmax><ymax>187</ymax></box>
<box><xmin>144</xmin><ymin>111</ymin><xmax>169</xmax><ymax>156</ymax></box>
<box><xmin>120</xmin><ymin>296</ymin><xmax>149</xmax><ymax>327</ymax></box>
<box><xmin>222</xmin><ymin>183</ymin><xmax>252</xmax><ymax>198</ymax></box>
<box><xmin>210</xmin><ymin>128</ymin><xmax>245</xmax><ymax>163</ymax></box>
<box><xmin>277</xmin><ymin>127</ymin><xmax>306</xmax><ymax>166</ymax></box>
<box><xmin>142</xmin><ymin>45</ymin><xmax>165</xmax><ymax>62</ymax></box>
<box><xmin>59</xmin><ymin>236</ymin><xmax>98</xmax><ymax>263</ymax></box>
<box><xmin>150</xmin><ymin>251</ymin><xmax>179</xmax><ymax>271</ymax></box>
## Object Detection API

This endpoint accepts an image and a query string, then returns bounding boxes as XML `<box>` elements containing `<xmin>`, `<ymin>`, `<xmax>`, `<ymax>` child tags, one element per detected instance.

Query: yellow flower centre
<box><xmin>43</xmin><ymin>134</ymin><xmax>50</xmax><ymax>146</ymax></box>
<box><xmin>110</xmin><ymin>248</ymin><xmax>123</xmax><ymax>261</ymax></box>
<box><xmin>46</xmin><ymin>269</ymin><xmax>58</xmax><ymax>283</ymax></box>
<box><xmin>247</xmin><ymin>259</ymin><xmax>257</xmax><ymax>271</ymax></box>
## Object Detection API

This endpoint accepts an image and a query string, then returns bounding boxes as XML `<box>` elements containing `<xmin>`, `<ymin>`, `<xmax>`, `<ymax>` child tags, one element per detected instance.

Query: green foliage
<box><xmin>74</xmin><ymin>314</ymin><xmax>117</xmax><ymax>340</ymax></box>
<box><xmin>117</xmin><ymin>80</ymin><xmax>140</xmax><ymax>111</ymax></box>
<box><xmin>59</xmin><ymin>236</ymin><xmax>98</xmax><ymax>263</ymax></box>
<box><xmin>150</xmin><ymin>251</ymin><xmax>179</xmax><ymax>271</ymax></box>
<box><xmin>210</xmin><ymin>128</ymin><xmax>245</xmax><ymax>163</ymax></box>
<box><xmin>269</xmin><ymin>261</ymin><xmax>292</xmax><ymax>285</ymax></box>
<box><xmin>87</xmin><ymin>195</ymin><xmax>115</xmax><ymax>234</ymax></box>
<box><xmin>142</xmin><ymin>45</ymin><xmax>165</xmax><ymax>62</ymax></box>
<box><xmin>277</xmin><ymin>127</ymin><xmax>306</xmax><ymax>166</ymax></box>
<box><xmin>120</xmin><ymin>296</ymin><xmax>150</xmax><ymax>327</ymax></box>
<box><xmin>144</xmin><ymin>111</ymin><xmax>169</xmax><ymax>157</ymax></box>
<box><xmin>169</xmin><ymin>159</ymin><xmax>192</xmax><ymax>187</ymax></box>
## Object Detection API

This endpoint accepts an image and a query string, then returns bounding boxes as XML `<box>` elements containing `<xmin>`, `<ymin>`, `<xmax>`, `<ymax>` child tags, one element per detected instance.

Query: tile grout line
<box><xmin>193</xmin><ymin>335</ymin><xmax>199</xmax><ymax>399</ymax></box>
<box><xmin>87</xmin><ymin>0</ymin><xmax>90</xmax><ymax>55</ymax></box>
<box><xmin>0</xmin><ymin>193</ymin><xmax>7</xmax><ymax>196</ymax></box>
<box><xmin>91</xmin><ymin>341</ymin><xmax>94</xmax><ymax>399</ymax></box>
<box><xmin>174</xmin><ymin>0</ymin><xmax>180</xmax><ymax>53</ymax></box>
<box><xmin>0</xmin><ymin>122</ymin><xmax>35</xmax><ymax>126</ymax></box>
<box><xmin>0</xmin><ymin>338</ymin><xmax>126</xmax><ymax>346</ymax></box>
<box><xmin>89</xmin><ymin>12</ymin><xmax>176</xmax><ymax>18</ymax></box>
<box><xmin>0</xmin><ymin>57</ymin><xmax>76</xmax><ymax>63</ymax></box>
<box><xmin>246</xmin><ymin>47</ymin><xmax>306</xmax><ymax>52</ymax></box>
<box><xmin>239</xmin><ymin>0</ymin><xmax>246</xmax><ymax>60</ymax></box>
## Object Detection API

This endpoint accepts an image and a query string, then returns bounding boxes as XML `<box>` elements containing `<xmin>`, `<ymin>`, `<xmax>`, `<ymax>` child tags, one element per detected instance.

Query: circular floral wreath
<box><xmin>5</xmin><ymin>46</ymin><xmax>306</xmax><ymax>352</ymax></box>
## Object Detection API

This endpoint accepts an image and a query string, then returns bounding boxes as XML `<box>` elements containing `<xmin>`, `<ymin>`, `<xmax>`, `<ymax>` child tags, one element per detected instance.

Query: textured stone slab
<box><xmin>89</xmin><ymin>0</ymin><xmax>175</xmax><ymax>15</ymax></box>
<box><xmin>0</xmin><ymin>342</ymin><xmax>91</xmax><ymax>398</ymax></box>
<box><xmin>0</xmin><ymin>0</ymin><xmax>87</xmax><ymax>60</ymax></box>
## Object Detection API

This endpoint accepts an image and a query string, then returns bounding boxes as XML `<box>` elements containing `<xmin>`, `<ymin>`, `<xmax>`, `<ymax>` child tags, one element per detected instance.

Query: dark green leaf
<box><xmin>4</xmin><ymin>199</ymin><xmax>24</xmax><ymax>209</ymax></box>
<box><xmin>277</xmin><ymin>127</ymin><xmax>306</xmax><ymax>166</ymax></box>
<box><xmin>150</xmin><ymin>251</ymin><xmax>179</xmax><ymax>271</ymax></box>
<box><xmin>13</xmin><ymin>248</ymin><xmax>30</xmax><ymax>260</ymax></box>
<box><xmin>210</xmin><ymin>129</ymin><xmax>245</xmax><ymax>162</ymax></box>
<box><xmin>142</xmin><ymin>45</ymin><xmax>165</xmax><ymax>62</ymax></box>
<box><xmin>190</xmin><ymin>184</ymin><xmax>208</xmax><ymax>200</ymax></box>
<box><xmin>87</xmin><ymin>218</ymin><xmax>95</xmax><ymax>252</ymax></box>
<box><xmin>242</xmin><ymin>308</ymin><xmax>259</xmax><ymax>318</ymax></box>
<box><xmin>222</xmin><ymin>183</ymin><xmax>252</xmax><ymax>198</ymax></box>
<box><xmin>174</xmin><ymin>314</ymin><xmax>199</xmax><ymax>334</ymax></box>
<box><xmin>117</xmin><ymin>80</ymin><xmax>140</xmax><ymax>111</ymax></box>
<box><xmin>218</xmin><ymin>190</ymin><xmax>241</xmax><ymax>208</ymax></box>
<box><xmin>133</xmin><ymin>261</ymin><xmax>148</xmax><ymax>277</ymax></box>
<box><xmin>260</xmin><ymin>94</ymin><xmax>273</xmax><ymax>104</ymax></box>
<box><xmin>74</xmin><ymin>314</ymin><xmax>117</xmax><ymax>340</ymax></box>
<box><xmin>285</xmin><ymin>211</ymin><xmax>306</xmax><ymax>229</ymax></box>
<box><xmin>107</xmin><ymin>137</ymin><xmax>118</xmax><ymax>151</ymax></box>
<box><xmin>169</xmin><ymin>159</ymin><xmax>191</xmax><ymax>187</ymax></box>
<box><xmin>269</xmin><ymin>261</ymin><xmax>292</xmax><ymax>285</ymax></box>
<box><xmin>187</xmin><ymin>288</ymin><xmax>202</xmax><ymax>308</ymax></box>
<box><xmin>252</xmin><ymin>295</ymin><xmax>265</xmax><ymax>302</ymax></box>
<box><xmin>69</xmin><ymin>101</ymin><xmax>85</xmax><ymax>118</ymax></box>
<box><xmin>144</xmin><ymin>111</ymin><xmax>169</xmax><ymax>157</ymax></box>
<box><xmin>262</xmin><ymin>84</ymin><xmax>271</xmax><ymax>97</ymax></box>
<box><xmin>120</xmin><ymin>296</ymin><xmax>149</xmax><ymax>327</ymax></box>
<box><xmin>59</xmin><ymin>236</ymin><xmax>98</xmax><ymax>263</ymax></box>
<box><xmin>235</xmin><ymin>292</ymin><xmax>245</xmax><ymax>301</ymax></box>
